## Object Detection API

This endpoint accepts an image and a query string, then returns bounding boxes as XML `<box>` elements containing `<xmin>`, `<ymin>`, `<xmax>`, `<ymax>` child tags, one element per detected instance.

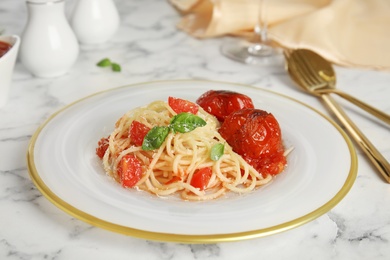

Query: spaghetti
<box><xmin>97</xmin><ymin>96</ymin><xmax>284</xmax><ymax>201</ymax></box>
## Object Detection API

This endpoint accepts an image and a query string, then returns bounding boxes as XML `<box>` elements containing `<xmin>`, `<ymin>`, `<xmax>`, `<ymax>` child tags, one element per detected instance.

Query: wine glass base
<box><xmin>221</xmin><ymin>40</ymin><xmax>284</xmax><ymax>67</ymax></box>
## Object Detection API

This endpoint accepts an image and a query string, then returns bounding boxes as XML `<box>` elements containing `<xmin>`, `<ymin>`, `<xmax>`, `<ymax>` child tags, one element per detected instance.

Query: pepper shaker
<box><xmin>70</xmin><ymin>0</ymin><xmax>120</xmax><ymax>44</ymax></box>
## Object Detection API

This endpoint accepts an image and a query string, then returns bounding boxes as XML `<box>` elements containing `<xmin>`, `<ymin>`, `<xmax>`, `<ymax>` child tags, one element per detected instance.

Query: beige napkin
<box><xmin>170</xmin><ymin>0</ymin><xmax>390</xmax><ymax>70</ymax></box>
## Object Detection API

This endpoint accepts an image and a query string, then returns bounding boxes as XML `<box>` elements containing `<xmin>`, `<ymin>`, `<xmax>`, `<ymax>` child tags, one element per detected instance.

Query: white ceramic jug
<box><xmin>20</xmin><ymin>0</ymin><xmax>79</xmax><ymax>78</ymax></box>
<box><xmin>71</xmin><ymin>0</ymin><xmax>120</xmax><ymax>44</ymax></box>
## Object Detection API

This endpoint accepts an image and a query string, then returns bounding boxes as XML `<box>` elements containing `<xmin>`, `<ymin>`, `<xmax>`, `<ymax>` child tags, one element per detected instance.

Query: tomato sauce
<box><xmin>0</xmin><ymin>41</ymin><xmax>12</xmax><ymax>58</ymax></box>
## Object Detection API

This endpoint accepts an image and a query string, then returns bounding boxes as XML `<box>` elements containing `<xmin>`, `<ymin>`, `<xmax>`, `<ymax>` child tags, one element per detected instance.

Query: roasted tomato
<box><xmin>129</xmin><ymin>120</ymin><xmax>151</xmax><ymax>146</ymax></box>
<box><xmin>117</xmin><ymin>154</ymin><xmax>142</xmax><ymax>188</ymax></box>
<box><xmin>196</xmin><ymin>90</ymin><xmax>254</xmax><ymax>122</ymax></box>
<box><xmin>96</xmin><ymin>137</ymin><xmax>109</xmax><ymax>159</ymax></box>
<box><xmin>219</xmin><ymin>109</ymin><xmax>286</xmax><ymax>176</ymax></box>
<box><xmin>190</xmin><ymin>167</ymin><xmax>213</xmax><ymax>190</ymax></box>
<box><xmin>168</xmin><ymin>96</ymin><xmax>199</xmax><ymax>114</ymax></box>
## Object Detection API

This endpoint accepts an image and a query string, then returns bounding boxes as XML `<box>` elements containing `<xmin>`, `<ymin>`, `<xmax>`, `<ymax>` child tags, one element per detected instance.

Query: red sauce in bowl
<box><xmin>0</xmin><ymin>41</ymin><xmax>12</xmax><ymax>58</ymax></box>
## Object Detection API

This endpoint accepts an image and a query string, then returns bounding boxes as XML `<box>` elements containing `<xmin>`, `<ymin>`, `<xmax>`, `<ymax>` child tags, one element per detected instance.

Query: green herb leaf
<box><xmin>142</xmin><ymin>126</ymin><xmax>170</xmax><ymax>151</ymax></box>
<box><xmin>170</xmin><ymin>112</ymin><xmax>206</xmax><ymax>133</ymax></box>
<box><xmin>97</xmin><ymin>58</ymin><xmax>112</xmax><ymax>67</ymax></box>
<box><xmin>210</xmin><ymin>143</ymin><xmax>224</xmax><ymax>161</ymax></box>
<box><xmin>111</xmin><ymin>63</ymin><xmax>121</xmax><ymax>72</ymax></box>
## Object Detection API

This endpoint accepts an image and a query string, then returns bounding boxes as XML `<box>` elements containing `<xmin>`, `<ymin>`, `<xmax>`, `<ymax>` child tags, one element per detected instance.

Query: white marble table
<box><xmin>1</xmin><ymin>0</ymin><xmax>390</xmax><ymax>259</ymax></box>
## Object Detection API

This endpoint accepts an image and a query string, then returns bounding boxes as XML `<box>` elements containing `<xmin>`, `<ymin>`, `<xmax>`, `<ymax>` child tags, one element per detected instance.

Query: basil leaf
<box><xmin>210</xmin><ymin>143</ymin><xmax>224</xmax><ymax>161</ymax></box>
<box><xmin>170</xmin><ymin>112</ymin><xmax>206</xmax><ymax>133</ymax></box>
<box><xmin>97</xmin><ymin>58</ymin><xmax>112</xmax><ymax>67</ymax></box>
<box><xmin>111</xmin><ymin>63</ymin><xmax>121</xmax><ymax>72</ymax></box>
<box><xmin>142</xmin><ymin>126</ymin><xmax>169</xmax><ymax>150</ymax></box>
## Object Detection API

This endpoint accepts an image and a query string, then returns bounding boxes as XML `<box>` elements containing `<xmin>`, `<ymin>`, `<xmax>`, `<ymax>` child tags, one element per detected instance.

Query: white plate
<box><xmin>27</xmin><ymin>80</ymin><xmax>357</xmax><ymax>243</ymax></box>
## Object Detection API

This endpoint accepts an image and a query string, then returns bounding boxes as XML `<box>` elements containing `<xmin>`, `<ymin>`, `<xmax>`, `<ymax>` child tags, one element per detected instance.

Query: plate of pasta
<box><xmin>27</xmin><ymin>80</ymin><xmax>357</xmax><ymax>243</ymax></box>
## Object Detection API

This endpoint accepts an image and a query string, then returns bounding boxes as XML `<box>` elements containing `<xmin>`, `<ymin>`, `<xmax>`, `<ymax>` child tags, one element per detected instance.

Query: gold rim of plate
<box><xmin>26</xmin><ymin>79</ymin><xmax>358</xmax><ymax>244</ymax></box>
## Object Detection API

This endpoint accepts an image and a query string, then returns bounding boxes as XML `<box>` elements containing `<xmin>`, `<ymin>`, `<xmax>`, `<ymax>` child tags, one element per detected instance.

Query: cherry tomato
<box><xmin>96</xmin><ymin>137</ymin><xmax>109</xmax><ymax>159</ymax></box>
<box><xmin>219</xmin><ymin>108</ymin><xmax>286</xmax><ymax>176</ymax></box>
<box><xmin>196</xmin><ymin>90</ymin><xmax>254</xmax><ymax>122</ymax></box>
<box><xmin>129</xmin><ymin>120</ymin><xmax>151</xmax><ymax>146</ymax></box>
<box><xmin>190</xmin><ymin>167</ymin><xmax>212</xmax><ymax>190</ymax></box>
<box><xmin>168</xmin><ymin>96</ymin><xmax>199</xmax><ymax>114</ymax></box>
<box><xmin>117</xmin><ymin>154</ymin><xmax>142</xmax><ymax>188</ymax></box>
<box><xmin>165</xmin><ymin>176</ymin><xmax>182</xmax><ymax>185</ymax></box>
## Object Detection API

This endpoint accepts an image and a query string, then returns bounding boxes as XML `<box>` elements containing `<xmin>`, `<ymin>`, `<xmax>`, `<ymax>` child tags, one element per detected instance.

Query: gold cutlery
<box><xmin>285</xmin><ymin>49</ymin><xmax>390</xmax><ymax>124</ymax></box>
<box><xmin>285</xmin><ymin>48</ymin><xmax>390</xmax><ymax>183</ymax></box>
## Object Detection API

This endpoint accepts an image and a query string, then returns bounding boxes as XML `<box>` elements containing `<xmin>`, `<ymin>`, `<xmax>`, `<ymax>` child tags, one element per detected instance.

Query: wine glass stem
<box><xmin>254</xmin><ymin>0</ymin><xmax>268</xmax><ymax>44</ymax></box>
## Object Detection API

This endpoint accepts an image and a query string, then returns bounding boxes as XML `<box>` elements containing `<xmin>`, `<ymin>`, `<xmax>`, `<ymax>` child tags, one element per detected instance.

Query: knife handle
<box><xmin>321</xmin><ymin>94</ymin><xmax>390</xmax><ymax>183</ymax></box>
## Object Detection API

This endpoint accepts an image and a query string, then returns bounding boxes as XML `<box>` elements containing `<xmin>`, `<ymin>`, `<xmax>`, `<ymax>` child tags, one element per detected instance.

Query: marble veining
<box><xmin>1</xmin><ymin>0</ymin><xmax>390</xmax><ymax>259</ymax></box>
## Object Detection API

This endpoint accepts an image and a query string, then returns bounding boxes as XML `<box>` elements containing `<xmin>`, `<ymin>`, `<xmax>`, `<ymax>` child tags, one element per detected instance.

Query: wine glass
<box><xmin>220</xmin><ymin>0</ymin><xmax>283</xmax><ymax>66</ymax></box>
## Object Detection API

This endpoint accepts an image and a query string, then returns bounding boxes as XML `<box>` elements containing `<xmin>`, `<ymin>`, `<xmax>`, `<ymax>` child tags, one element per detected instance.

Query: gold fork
<box><xmin>286</xmin><ymin>49</ymin><xmax>390</xmax><ymax>124</ymax></box>
<box><xmin>285</xmin><ymin>49</ymin><xmax>390</xmax><ymax>183</ymax></box>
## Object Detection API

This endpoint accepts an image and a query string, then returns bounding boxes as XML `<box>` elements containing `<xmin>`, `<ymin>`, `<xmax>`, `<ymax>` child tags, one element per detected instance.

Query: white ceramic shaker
<box><xmin>71</xmin><ymin>0</ymin><xmax>120</xmax><ymax>44</ymax></box>
<box><xmin>20</xmin><ymin>0</ymin><xmax>79</xmax><ymax>78</ymax></box>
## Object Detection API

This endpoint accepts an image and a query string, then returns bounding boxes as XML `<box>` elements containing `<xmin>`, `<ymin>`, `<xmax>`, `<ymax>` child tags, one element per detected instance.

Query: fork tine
<box><xmin>289</xmin><ymin>51</ymin><xmax>318</xmax><ymax>87</ymax></box>
<box><xmin>295</xmin><ymin>51</ymin><xmax>323</xmax><ymax>81</ymax></box>
<box><xmin>292</xmin><ymin>52</ymin><xmax>318</xmax><ymax>85</ymax></box>
<box><xmin>293</xmin><ymin>51</ymin><xmax>327</xmax><ymax>89</ymax></box>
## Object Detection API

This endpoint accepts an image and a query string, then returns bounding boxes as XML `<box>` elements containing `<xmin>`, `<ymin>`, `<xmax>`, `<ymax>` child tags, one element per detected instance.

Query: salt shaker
<box><xmin>71</xmin><ymin>0</ymin><xmax>120</xmax><ymax>44</ymax></box>
<box><xmin>20</xmin><ymin>0</ymin><xmax>79</xmax><ymax>78</ymax></box>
